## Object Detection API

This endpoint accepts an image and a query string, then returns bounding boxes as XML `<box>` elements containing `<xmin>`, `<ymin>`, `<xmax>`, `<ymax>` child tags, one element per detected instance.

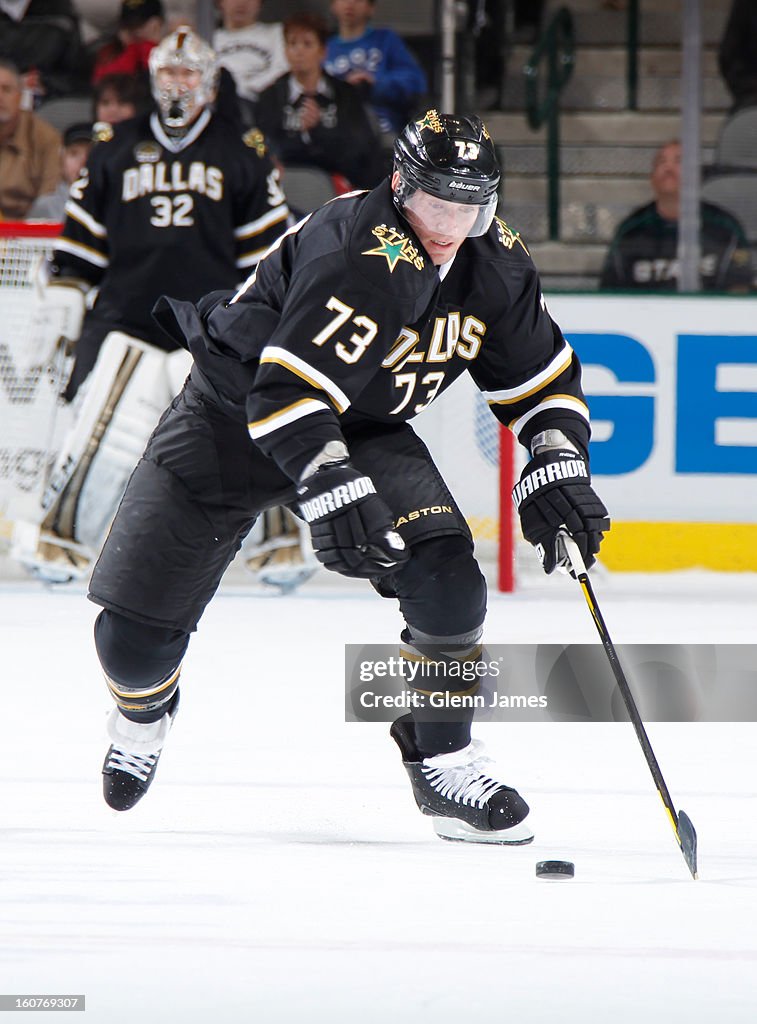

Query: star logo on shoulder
<box><xmin>494</xmin><ymin>216</ymin><xmax>529</xmax><ymax>255</ymax></box>
<box><xmin>362</xmin><ymin>225</ymin><xmax>425</xmax><ymax>273</ymax></box>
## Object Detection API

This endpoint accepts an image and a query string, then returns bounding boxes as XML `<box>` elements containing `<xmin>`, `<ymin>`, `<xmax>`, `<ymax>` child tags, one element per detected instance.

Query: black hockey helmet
<box><xmin>393</xmin><ymin>110</ymin><xmax>500</xmax><ymax>237</ymax></box>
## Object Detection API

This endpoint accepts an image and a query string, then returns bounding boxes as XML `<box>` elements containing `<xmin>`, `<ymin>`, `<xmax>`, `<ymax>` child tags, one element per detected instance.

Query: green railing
<box><xmin>523</xmin><ymin>7</ymin><xmax>575</xmax><ymax>241</ymax></box>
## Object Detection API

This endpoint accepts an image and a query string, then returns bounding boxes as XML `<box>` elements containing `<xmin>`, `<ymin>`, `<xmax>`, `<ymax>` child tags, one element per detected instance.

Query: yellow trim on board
<box><xmin>599</xmin><ymin>522</ymin><xmax>757</xmax><ymax>572</ymax></box>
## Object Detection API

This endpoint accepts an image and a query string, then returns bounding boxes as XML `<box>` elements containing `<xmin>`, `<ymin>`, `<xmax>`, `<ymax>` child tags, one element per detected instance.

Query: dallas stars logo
<box><xmin>495</xmin><ymin>216</ymin><xmax>529</xmax><ymax>255</ymax></box>
<box><xmin>415</xmin><ymin>109</ymin><xmax>444</xmax><ymax>134</ymax></box>
<box><xmin>362</xmin><ymin>225</ymin><xmax>425</xmax><ymax>273</ymax></box>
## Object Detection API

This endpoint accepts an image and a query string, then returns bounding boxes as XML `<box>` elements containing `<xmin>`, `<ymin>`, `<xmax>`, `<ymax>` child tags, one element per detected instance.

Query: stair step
<box><xmin>529</xmin><ymin>241</ymin><xmax>607</xmax><ymax>275</ymax></box>
<box><xmin>499</xmin><ymin>197</ymin><xmax>647</xmax><ymax>245</ymax></box>
<box><xmin>505</xmin><ymin>175</ymin><xmax>651</xmax><ymax>204</ymax></box>
<box><xmin>541</xmin><ymin>273</ymin><xmax>599</xmax><ymax>291</ymax></box>
<box><xmin>509</xmin><ymin>43</ymin><xmax>721</xmax><ymax>77</ymax></box>
<box><xmin>500</xmin><ymin>143</ymin><xmax>716</xmax><ymax>176</ymax></box>
<box><xmin>561</xmin><ymin>0</ymin><xmax>727</xmax><ymax>9</ymax></box>
<box><xmin>486</xmin><ymin>111</ymin><xmax>724</xmax><ymax>147</ymax></box>
<box><xmin>542</xmin><ymin>9</ymin><xmax>728</xmax><ymax>47</ymax></box>
<box><xmin>499</xmin><ymin>74</ymin><xmax>729</xmax><ymax>113</ymax></box>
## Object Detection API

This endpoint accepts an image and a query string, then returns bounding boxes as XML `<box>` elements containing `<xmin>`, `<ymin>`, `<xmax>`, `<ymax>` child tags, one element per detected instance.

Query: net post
<box><xmin>498</xmin><ymin>423</ymin><xmax>516</xmax><ymax>592</ymax></box>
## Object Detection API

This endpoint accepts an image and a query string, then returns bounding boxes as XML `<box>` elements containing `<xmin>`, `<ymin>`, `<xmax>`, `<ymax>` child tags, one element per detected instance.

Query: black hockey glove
<box><xmin>297</xmin><ymin>462</ymin><xmax>409</xmax><ymax>579</ymax></box>
<box><xmin>512</xmin><ymin>448</ymin><xmax>610</xmax><ymax>574</ymax></box>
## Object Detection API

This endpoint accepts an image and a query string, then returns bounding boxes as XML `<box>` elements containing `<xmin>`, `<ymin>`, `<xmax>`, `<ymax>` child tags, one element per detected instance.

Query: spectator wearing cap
<box><xmin>0</xmin><ymin>58</ymin><xmax>62</xmax><ymax>219</ymax></box>
<box><xmin>0</xmin><ymin>0</ymin><xmax>88</xmax><ymax>101</ymax></box>
<box><xmin>213</xmin><ymin>0</ymin><xmax>289</xmax><ymax>116</ymax></box>
<box><xmin>92</xmin><ymin>0</ymin><xmax>165</xmax><ymax>84</ymax></box>
<box><xmin>27</xmin><ymin>122</ymin><xmax>93</xmax><ymax>220</ymax></box>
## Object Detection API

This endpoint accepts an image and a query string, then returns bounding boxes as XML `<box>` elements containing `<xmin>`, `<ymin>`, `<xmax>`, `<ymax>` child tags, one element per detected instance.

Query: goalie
<box><xmin>13</xmin><ymin>27</ymin><xmax>313</xmax><ymax>588</ymax></box>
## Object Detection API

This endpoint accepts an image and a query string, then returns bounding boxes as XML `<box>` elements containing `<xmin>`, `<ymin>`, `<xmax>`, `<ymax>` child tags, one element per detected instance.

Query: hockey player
<box><xmin>19</xmin><ymin>27</ymin><xmax>292</xmax><ymax>582</ymax></box>
<box><xmin>92</xmin><ymin>111</ymin><xmax>610</xmax><ymax>844</ymax></box>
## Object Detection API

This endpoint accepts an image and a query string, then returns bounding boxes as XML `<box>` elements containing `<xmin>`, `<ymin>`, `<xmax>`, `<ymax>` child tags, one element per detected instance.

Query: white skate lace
<box><xmin>421</xmin><ymin>740</ymin><xmax>505</xmax><ymax>808</ymax></box>
<box><xmin>105</xmin><ymin>747</ymin><xmax>158</xmax><ymax>783</ymax></box>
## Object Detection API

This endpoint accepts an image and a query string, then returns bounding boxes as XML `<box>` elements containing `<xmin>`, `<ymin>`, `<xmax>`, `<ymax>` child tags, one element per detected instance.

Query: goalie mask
<box><xmin>149</xmin><ymin>26</ymin><xmax>218</xmax><ymax>130</ymax></box>
<box><xmin>392</xmin><ymin>110</ymin><xmax>500</xmax><ymax>239</ymax></box>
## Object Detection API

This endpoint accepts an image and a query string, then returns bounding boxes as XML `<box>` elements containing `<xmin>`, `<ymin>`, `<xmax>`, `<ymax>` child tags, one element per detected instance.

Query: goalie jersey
<box><xmin>158</xmin><ymin>180</ymin><xmax>590</xmax><ymax>480</ymax></box>
<box><xmin>52</xmin><ymin>112</ymin><xmax>290</xmax><ymax>345</ymax></box>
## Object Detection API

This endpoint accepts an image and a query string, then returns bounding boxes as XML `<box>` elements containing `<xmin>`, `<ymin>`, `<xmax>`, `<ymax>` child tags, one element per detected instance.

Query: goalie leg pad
<box><xmin>95</xmin><ymin>609</ymin><xmax>189</xmax><ymax>723</ymax></box>
<box><xmin>241</xmin><ymin>505</ymin><xmax>318</xmax><ymax>593</ymax></box>
<box><xmin>13</xmin><ymin>334</ymin><xmax>191</xmax><ymax>580</ymax></box>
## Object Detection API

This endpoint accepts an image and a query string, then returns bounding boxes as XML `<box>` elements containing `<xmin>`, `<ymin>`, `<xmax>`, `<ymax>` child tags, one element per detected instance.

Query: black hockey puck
<box><xmin>535</xmin><ymin>860</ymin><xmax>575</xmax><ymax>880</ymax></box>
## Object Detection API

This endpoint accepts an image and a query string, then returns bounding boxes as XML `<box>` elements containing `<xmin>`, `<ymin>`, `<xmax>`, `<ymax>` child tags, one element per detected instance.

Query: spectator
<box><xmin>256</xmin><ymin>12</ymin><xmax>382</xmax><ymax>189</ymax></box>
<box><xmin>599</xmin><ymin>140</ymin><xmax>753</xmax><ymax>293</ymax></box>
<box><xmin>324</xmin><ymin>0</ymin><xmax>427</xmax><ymax>136</ymax></box>
<box><xmin>92</xmin><ymin>0</ymin><xmax>165</xmax><ymax>84</ymax></box>
<box><xmin>0</xmin><ymin>60</ymin><xmax>62</xmax><ymax>219</ymax></box>
<box><xmin>213</xmin><ymin>0</ymin><xmax>289</xmax><ymax>119</ymax></box>
<box><xmin>0</xmin><ymin>0</ymin><xmax>88</xmax><ymax>101</ymax></box>
<box><xmin>27</xmin><ymin>121</ymin><xmax>93</xmax><ymax>220</ymax></box>
<box><xmin>93</xmin><ymin>73</ymin><xmax>147</xmax><ymax>124</ymax></box>
<box><xmin>719</xmin><ymin>0</ymin><xmax>757</xmax><ymax>113</ymax></box>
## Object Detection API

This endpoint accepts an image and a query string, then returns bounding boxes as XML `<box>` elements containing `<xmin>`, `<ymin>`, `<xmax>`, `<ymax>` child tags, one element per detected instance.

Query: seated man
<box><xmin>0</xmin><ymin>0</ymin><xmax>87</xmax><ymax>100</ymax></box>
<box><xmin>256</xmin><ymin>12</ymin><xmax>382</xmax><ymax>189</ymax></box>
<box><xmin>0</xmin><ymin>59</ymin><xmax>61</xmax><ymax>219</ymax></box>
<box><xmin>599</xmin><ymin>140</ymin><xmax>753</xmax><ymax>292</ymax></box>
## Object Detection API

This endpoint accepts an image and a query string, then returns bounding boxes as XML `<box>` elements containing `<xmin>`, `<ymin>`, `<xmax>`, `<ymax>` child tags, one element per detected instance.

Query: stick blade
<box><xmin>677</xmin><ymin>809</ymin><xmax>698</xmax><ymax>879</ymax></box>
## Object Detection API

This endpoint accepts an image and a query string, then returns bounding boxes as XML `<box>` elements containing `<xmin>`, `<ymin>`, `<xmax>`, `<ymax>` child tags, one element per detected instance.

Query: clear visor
<box><xmin>399</xmin><ymin>182</ymin><xmax>498</xmax><ymax>239</ymax></box>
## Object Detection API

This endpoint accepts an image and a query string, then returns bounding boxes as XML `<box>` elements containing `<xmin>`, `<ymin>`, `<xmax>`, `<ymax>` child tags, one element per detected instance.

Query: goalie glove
<box><xmin>512</xmin><ymin>448</ymin><xmax>610</xmax><ymax>574</ymax></box>
<box><xmin>297</xmin><ymin>461</ymin><xmax>409</xmax><ymax>579</ymax></box>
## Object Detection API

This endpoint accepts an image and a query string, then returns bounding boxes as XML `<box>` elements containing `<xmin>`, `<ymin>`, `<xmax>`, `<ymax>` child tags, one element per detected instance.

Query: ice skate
<box><xmin>390</xmin><ymin>714</ymin><xmax>534</xmax><ymax>845</ymax></box>
<box><xmin>102</xmin><ymin>690</ymin><xmax>180</xmax><ymax>811</ymax></box>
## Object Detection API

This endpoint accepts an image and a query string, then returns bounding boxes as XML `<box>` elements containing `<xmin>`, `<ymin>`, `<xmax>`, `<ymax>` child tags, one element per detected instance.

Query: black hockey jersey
<box><xmin>599</xmin><ymin>200</ymin><xmax>753</xmax><ymax>292</ymax></box>
<box><xmin>159</xmin><ymin>181</ymin><xmax>590</xmax><ymax>481</ymax></box>
<box><xmin>53</xmin><ymin>111</ymin><xmax>290</xmax><ymax>343</ymax></box>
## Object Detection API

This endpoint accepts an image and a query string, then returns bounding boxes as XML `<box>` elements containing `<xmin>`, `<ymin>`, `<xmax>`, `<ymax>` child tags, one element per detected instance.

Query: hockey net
<box><xmin>0</xmin><ymin>222</ymin><xmax>75</xmax><ymax>539</ymax></box>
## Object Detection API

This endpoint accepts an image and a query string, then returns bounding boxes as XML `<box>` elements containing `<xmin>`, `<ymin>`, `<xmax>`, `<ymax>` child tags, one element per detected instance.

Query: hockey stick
<box><xmin>558</xmin><ymin>531</ymin><xmax>698</xmax><ymax>879</ymax></box>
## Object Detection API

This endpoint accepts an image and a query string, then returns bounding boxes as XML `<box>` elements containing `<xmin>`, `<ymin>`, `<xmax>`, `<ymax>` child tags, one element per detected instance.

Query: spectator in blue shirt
<box><xmin>324</xmin><ymin>0</ymin><xmax>427</xmax><ymax>136</ymax></box>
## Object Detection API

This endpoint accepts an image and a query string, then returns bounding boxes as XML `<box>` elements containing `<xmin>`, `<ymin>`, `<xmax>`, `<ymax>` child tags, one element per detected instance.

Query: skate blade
<box><xmin>432</xmin><ymin>816</ymin><xmax>534</xmax><ymax>845</ymax></box>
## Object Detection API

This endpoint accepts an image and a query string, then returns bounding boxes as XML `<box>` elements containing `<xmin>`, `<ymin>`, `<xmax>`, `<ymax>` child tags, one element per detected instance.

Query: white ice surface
<box><xmin>1</xmin><ymin>568</ymin><xmax>756</xmax><ymax>1022</ymax></box>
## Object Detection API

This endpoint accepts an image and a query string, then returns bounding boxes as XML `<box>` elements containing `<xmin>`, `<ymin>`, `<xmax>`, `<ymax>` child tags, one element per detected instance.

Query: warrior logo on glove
<box><xmin>297</xmin><ymin>461</ymin><xmax>409</xmax><ymax>579</ymax></box>
<box><xmin>512</xmin><ymin>453</ymin><xmax>589</xmax><ymax>508</ymax></box>
<box><xmin>513</xmin><ymin>448</ymin><xmax>610</xmax><ymax>575</ymax></box>
<box><xmin>299</xmin><ymin>474</ymin><xmax>378</xmax><ymax>522</ymax></box>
